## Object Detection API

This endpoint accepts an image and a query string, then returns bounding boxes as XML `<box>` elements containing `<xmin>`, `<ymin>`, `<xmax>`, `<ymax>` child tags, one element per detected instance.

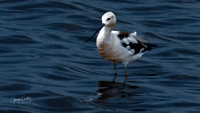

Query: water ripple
<box><xmin>0</xmin><ymin>0</ymin><xmax>200</xmax><ymax>112</ymax></box>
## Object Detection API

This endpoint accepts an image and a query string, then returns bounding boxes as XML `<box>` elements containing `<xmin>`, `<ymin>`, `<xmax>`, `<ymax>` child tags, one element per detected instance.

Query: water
<box><xmin>0</xmin><ymin>0</ymin><xmax>200</xmax><ymax>112</ymax></box>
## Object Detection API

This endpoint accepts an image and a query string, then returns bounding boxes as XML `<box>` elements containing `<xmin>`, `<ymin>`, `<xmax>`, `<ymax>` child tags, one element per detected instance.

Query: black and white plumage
<box><xmin>86</xmin><ymin>12</ymin><xmax>156</xmax><ymax>76</ymax></box>
<box><xmin>118</xmin><ymin>31</ymin><xmax>153</xmax><ymax>55</ymax></box>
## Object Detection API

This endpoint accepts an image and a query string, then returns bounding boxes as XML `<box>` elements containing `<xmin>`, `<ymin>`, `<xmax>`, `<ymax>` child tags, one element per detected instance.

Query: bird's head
<box><xmin>102</xmin><ymin>12</ymin><xmax>116</xmax><ymax>27</ymax></box>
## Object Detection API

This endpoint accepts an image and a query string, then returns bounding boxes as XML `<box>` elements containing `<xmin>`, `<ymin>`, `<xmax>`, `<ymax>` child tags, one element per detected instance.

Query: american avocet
<box><xmin>86</xmin><ymin>12</ymin><xmax>156</xmax><ymax>76</ymax></box>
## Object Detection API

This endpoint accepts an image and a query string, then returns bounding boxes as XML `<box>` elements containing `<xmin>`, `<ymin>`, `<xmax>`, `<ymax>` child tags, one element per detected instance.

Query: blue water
<box><xmin>0</xmin><ymin>0</ymin><xmax>200</xmax><ymax>113</ymax></box>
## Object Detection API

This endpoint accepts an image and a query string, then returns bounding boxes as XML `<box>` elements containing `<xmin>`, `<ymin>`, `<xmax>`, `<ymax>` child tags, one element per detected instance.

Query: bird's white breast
<box><xmin>96</xmin><ymin>30</ymin><xmax>133</xmax><ymax>63</ymax></box>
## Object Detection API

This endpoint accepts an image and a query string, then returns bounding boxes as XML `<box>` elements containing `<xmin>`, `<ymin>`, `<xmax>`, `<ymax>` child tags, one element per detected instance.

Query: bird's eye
<box><xmin>106</xmin><ymin>18</ymin><xmax>111</xmax><ymax>21</ymax></box>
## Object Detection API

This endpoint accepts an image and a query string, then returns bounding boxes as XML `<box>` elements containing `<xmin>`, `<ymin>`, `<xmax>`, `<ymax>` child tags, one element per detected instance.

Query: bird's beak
<box><xmin>85</xmin><ymin>24</ymin><xmax>105</xmax><ymax>42</ymax></box>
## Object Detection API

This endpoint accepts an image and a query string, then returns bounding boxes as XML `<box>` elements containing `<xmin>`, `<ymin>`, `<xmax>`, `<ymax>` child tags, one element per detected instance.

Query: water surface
<box><xmin>0</xmin><ymin>0</ymin><xmax>200</xmax><ymax>112</ymax></box>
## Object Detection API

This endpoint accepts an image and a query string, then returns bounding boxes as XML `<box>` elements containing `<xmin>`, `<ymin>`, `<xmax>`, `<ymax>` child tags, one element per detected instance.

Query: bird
<box><xmin>86</xmin><ymin>12</ymin><xmax>156</xmax><ymax>77</ymax></box>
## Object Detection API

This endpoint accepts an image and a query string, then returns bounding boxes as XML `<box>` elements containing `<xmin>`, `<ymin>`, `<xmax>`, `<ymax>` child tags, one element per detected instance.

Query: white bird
<box><xmin>86</xmin><ymin>12</ymin><xmax>156</xmax><ymax>76</ymax></box>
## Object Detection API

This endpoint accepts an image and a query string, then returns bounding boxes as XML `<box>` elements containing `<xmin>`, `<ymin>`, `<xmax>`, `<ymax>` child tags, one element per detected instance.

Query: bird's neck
<box><xmin>97</xmin><ymin>26</ymin><xmax>113</xmax><ymax>47</ymax></box>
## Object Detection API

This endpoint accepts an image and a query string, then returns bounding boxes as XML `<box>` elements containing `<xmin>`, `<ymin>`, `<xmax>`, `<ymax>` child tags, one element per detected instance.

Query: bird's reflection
<box><xmin>97</xmin><ymin>76</ymin><xmax>138</xmax><ymax>100</ymax></box>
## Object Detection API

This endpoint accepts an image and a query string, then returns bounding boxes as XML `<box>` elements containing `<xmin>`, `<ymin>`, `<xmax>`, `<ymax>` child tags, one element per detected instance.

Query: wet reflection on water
<box><xmin>97</xmin><ymin>80</ymin><xmax>138</xmax><ymax>100</ymax></box>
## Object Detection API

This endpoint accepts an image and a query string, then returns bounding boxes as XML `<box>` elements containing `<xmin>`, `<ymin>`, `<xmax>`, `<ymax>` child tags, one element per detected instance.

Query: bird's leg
<box><xmin>113</xmin><ymin>62</ymin><xmax>117</xmax><ymax>75</ymax></box>
<box><xmin>124</xmin><ymin>64</ymin><xmax>128</xmax><ymax>80</ymax></box>
<box><xmin>112</xmin><ymin>75</ymin><xmax>117</xmax><ymax>82</ymax></box>
<box><xmin>112</xmin><ymin>62</ymin><xmax>117</xmax><ymax>82</ymax></box>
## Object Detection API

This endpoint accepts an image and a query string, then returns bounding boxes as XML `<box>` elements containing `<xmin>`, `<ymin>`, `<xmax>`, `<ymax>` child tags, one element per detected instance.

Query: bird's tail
<box><xmin>145</xmin><ymin>43</ymin><xmax>157</xmax><ymax>51</ymax></box>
